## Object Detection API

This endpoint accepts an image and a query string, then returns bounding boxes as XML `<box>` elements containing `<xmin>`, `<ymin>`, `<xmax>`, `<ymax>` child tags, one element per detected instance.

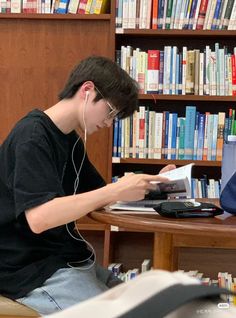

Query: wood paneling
<box><xmin>0</xmin><ymin>17</ymin><xmax>113</xmax><ymax>181</ymax></box>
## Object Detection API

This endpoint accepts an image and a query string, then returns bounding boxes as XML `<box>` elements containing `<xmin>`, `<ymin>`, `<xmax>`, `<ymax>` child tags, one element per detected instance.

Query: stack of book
<box><xmin>116</xmin><ymin>44</ymin><xmax>236</xmax><ymax>96</ymax></box>
<box><xmin>113</xmin><ymin>105</ymin><xmax>236</xmax><ymax>162</ymax></box>
<box><xmin>116</xmin><ymin>0</ymin><xmax>236</xmax><ymax>31</ymax></box>
<box><xmin>0</xmin><ymin>0</ymin><xmax>109</xmax><ymax>14</ymax></box>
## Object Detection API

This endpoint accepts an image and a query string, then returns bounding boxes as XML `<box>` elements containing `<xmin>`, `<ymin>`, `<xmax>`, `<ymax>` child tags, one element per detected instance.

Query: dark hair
<box><xmin>58</xmin><ymin>56</ymin><xmax>139</xmax><ymax>119</ymax></box>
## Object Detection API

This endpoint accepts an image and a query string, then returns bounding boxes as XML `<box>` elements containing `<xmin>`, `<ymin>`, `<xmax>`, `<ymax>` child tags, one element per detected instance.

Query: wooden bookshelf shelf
<box><xmin>138</xmin><ymin>94</ymin><xmax>236</xmax><ymax>102</ymax></box>
<box><xmin>116</xmin><ymin>29</ymin><xmax>236</xmax><ymax>37</ymax></box>
<box><xmin>112</xmin><ymin>158</ymin><xmax>221</xmax><ymax>167</ymax></box>
<box><xmin>0</xmin><ymin>13</ymin><xmax>111</xmax><ymax>20</ymax></box>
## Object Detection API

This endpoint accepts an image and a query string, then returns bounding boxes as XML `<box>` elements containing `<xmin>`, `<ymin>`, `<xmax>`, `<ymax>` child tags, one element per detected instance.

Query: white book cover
<box><xmin>11</xmin><ymin>0</ymin><xmax>21</xmax><ymax>12</ymax></box>
<box><xmin>203</xmin><ymin>0</ymin><xmax>213</xmax><ymax>29</ymax></box>
<box><xmin>228</xmin><ymin>0</ymin><xmax>236</xmax><ymax>29</ymax></box>
<box><xmin>178</xmin><ymin>0</ymin><xmax>188</xmax><ymax>29</ymax></box>
<box><xmin>204</xmin><ymin>45</ymin><xmax>211</xmax><ymax>95</ymax></box>
<box><xmin>128</xmin><ymin>0</ymin><xmax>136</xmax><ymax>28</ymax></box>
<box><xmin>68</xmin><ymin>0</ymin><xmax>80</xmax><ymax>14</ymax></box>
<box><xmin>148</xmin><ymin>111</ymin><xmax>156</xmax><ymax>159</ymax></box>
<box><xmin>163</xmin><ymin>46</ymin><xmax>171</xmax><ymax>94</ymax></box>
<box><xmin>210</xmin><ymin>51</ymin><xmax>217</xmax><ymax>95</ymax></box>
<box><xmin>171</xmin><ymin>46</ymin><xmax>177</xmax><ymax>94</ymax></box>
<box><xmin>122</xmin><ymin>0</ymin><xmax>129</xmax><ymax>29</ymax></box>
<box><xmin>219</xmin><ymin>48</ymin><xmax>225</xmax><ymax>96</ymax></box>
<box><xmin>174</xmin><ymin>0</ymin><xmax>183</xmax><ymax>28</ymax></box>
<box><xmin>154</xmin><ymin>112</ymin><xmax>163</xmax><ymax>159</ymax></box>
<box><xmin>199</xmin><ymin>52</ymin><xmax>204</xmax><ymax>95</ymax></box>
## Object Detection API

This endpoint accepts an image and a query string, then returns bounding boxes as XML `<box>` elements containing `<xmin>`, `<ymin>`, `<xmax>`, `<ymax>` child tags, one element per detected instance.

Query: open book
<box><xmin>109</xmin><ymin>163</ymin><xmax>195</xmax><ymax>213</ymax></box>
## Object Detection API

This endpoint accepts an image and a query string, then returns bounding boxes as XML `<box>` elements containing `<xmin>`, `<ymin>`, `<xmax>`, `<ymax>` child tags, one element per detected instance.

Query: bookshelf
<box><xmin>94</xmin><ymin>1</ymin><xmax>236</xmax><ymax>276</ymax></box>
<box><xmin>112</xmin><ymin>3</ymin><xmax>236</xmax><ymax>193</ymax></box>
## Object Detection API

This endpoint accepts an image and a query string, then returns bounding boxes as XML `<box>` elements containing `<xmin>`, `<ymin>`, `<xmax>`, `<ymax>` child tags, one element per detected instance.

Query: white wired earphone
<box><xmin>66</xmin><ymin>90</ymin><xmax>96</xmax><ymax>271</ymax></box>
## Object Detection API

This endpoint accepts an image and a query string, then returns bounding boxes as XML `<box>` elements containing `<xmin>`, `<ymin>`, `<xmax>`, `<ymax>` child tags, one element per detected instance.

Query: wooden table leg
<box><xmin>103</xmin><ymin>228</ymin><xmax>112</xmax><ymax>268</ymax></box>
<box><xmin>153</xmin><ymin>232</ymin><xmax>174</xmax><ymax>271</ymax></box>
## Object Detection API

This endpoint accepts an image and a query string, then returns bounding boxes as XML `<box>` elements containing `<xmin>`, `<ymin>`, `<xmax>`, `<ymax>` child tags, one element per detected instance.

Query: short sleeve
<box><xmin>12</xmin><ymin>139</ymin><xmax>65</xmax><ymax>217</ymax></box>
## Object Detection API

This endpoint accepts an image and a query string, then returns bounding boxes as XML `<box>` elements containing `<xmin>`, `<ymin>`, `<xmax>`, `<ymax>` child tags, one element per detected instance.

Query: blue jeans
<box><xmin>16</xmin><ymin>264</ymin><xmax>120</xmax><ymax>315</ymax></box>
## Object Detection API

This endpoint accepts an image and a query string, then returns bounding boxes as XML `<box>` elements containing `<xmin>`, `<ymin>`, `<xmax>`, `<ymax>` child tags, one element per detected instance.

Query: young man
<box><xmin>0</xmin><ymin>56</ymin><xmax>174</xmax><ymax>315</ymax></box>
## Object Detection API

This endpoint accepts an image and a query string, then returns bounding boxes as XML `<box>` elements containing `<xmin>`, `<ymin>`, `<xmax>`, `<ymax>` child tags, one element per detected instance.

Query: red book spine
<box><xmin>196</xmin><ymin>0</ymin><xmax>209</xmax><ymax>30</ymax></box>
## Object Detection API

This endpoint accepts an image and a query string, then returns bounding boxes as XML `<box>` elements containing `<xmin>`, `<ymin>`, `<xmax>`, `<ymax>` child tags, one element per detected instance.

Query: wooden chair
<box><xmin>0</xmin><ymin>295</ymin><xmax>38</xmax><ymax>318</ymax></box>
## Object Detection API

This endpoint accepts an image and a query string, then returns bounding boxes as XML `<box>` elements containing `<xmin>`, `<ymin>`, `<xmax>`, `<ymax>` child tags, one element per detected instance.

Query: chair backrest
<box><xmin>0</xmin><ymin>295</ymin><xmax>38</xmax><ymax>317</ymax></box>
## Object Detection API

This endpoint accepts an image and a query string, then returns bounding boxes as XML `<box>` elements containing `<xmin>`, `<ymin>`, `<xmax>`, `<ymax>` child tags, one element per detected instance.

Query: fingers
<box><xmin>159</xmin><ymin>164</ymin><xmax>176</xmax><ymax>174</ymax></box>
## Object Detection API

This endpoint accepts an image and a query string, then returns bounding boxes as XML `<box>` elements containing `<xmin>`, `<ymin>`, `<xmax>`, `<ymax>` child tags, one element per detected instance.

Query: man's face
<box><xmin>83</xmin><ymin>89</ymin><xmax>118</xmax><ymax>135</ymax></box>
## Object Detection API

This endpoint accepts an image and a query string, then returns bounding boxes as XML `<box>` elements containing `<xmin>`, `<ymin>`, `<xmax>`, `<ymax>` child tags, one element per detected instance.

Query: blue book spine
<box><xmin>56</xmin><ymin>0</ymin><xmax>69</xmax><ymax>13</ymax></box>
<box><xmin>117</xmin><ymin>118</ymin><xmax>122</xmax><ymax>158</ymax></box>
<box><xmin>193</xmin><ymin>111</ymin><xmax>199</xmax><ymax>160</ymax></box>
<box><xmin>171</xmin><ymin>113</ymin><xmax>178</xmax><ymax>159</ymax></box>
<box><xmin>184</xmin><ymin>105</ymin><xmax>196</xmax><ymax>160</ymax></box>
<box><xmin>188</xmin><ymin>0</ymin><xmax>198</xmax><ymax>29</ymax></box>
<box><xmin>164</xmin><ymin>111</ymin><xmax>169</xmax><ymax>159</ymax></box>
<box><xmin>211</xmin><ymin>0</ymin><xmax>222</xmax><ymax>30</ymax></box>
<box><xmin>223</xmin><ymin>117</ymin><xmax>229</xmax><ymax>142</ymax></box>
<box><xmin>178</xmin><ymin>118</ymin><xmax>185</xmax><ymax>160</ymax></box>
<box><xmin>196</xmin><ymin>113</ymin><xmax>205</xmax><ymax>160</ymax></box>
<box><xmin>113</xmin><ymin>117</ymin><xmax>119</xmax><ymax>157</ymax></box>
<box><xmin>211</xmin><ymin>114</ymin><xmax>218</xmax><ymax>160</ymax></box>
<box><xmin>158</xmin><ymin>0</ymin><xmax>165</xmax><ymax>29</ymax></box>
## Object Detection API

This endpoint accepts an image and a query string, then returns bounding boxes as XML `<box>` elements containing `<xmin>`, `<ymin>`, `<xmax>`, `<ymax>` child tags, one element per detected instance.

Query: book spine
<box><xmin>154</xmin><ymin>112</ymin><xmax>163</xmax><ymax>159</ymax></box>
<box><xmin>184</xmin><ymin>105</ymin><xmax>196</xmax><ymax>159</ymax></box>
<box><xmin>178</xmin><ymin>117</ymin><xmax>186</xmax><ymax>159</ymax></box>
<box><xmin>196</xmin><ymin>0</ymin><xmax>209</xmax><ymax>29</ymax></box>
<box><xmin>196</xmin><ymin>113</ymin><xmax>205</xmax><ymax>160</ymax></box>
<box><xmin>146</xmin><ymin>50</ymin><xmax>160</xmax><ymax>94</ymax></box>
<box><xmin>138</xmin><ymin>106</ymin><xmax>145</xmax><ymax>159</ymax></box>
<box><xmin>171</xmin><ymin>113</ymin><xmax>178</xmax><ymax>159</ymax></box>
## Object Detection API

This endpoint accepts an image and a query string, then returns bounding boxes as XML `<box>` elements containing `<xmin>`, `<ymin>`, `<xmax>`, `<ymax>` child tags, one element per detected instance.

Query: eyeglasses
<box><xmin>94</xmin><ymin>86</ymin><xmax>119</xmax><ymax>119</ymax></box>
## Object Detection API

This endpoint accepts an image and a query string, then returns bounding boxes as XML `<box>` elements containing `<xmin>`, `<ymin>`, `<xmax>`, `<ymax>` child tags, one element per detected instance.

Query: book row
<box><xmin>116</xmin><ymin>0</ymin><xmax>236</xmax><ymax>30</ymax></box>
<box><xmin>112</xmin><ymin>105</ymin><xmax>235</xmax><ymax>161</ymax></box>
<box><xmin>112</xmin><ymin>174</ymin><xmax>221</xmax><ymax>198</ymax></box>
<box><xmin>0</xmin><ymin>0</ymin><xmax>108</xmax><ymax>14</ymax></box>
<box><xmin>108</xmin><ymin>263</ymin><xmax>236</xmax><ymax>304</ymax></box>
<box><xmin>108</xmin><ymin>259</ymin><xmax>151</xmax><ymax>282</ymax></box>
<box><xmin>179</xmin><ymin>270</ymin><xmax>236</xmax><ymax>304</ymax></box>
<box><xmin>116</xmin><ymin>44</ymin><xmax>236</xmax><ymax>96</ymax></box>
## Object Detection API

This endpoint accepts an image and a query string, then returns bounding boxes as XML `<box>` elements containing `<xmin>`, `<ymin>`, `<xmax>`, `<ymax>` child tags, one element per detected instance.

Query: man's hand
<box><xmin>159</xmin><ymin>164</ymin><xmax>176</xmax><ymax>174</ymax></box>
<box><xmin>110</xmin><ymin>173</ymin><xmax>169</xmax><ymax>202</ymax></box>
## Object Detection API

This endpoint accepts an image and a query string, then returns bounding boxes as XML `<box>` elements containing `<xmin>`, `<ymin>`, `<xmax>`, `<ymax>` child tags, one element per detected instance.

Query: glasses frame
<box><xmin>94</xmin><ymin>86</ymin><xmax>119</xmax><ymax>119</ymax></box>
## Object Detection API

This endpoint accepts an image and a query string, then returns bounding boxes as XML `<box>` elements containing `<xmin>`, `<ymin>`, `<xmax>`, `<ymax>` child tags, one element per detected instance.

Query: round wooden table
<box><xmin>90</xmin><ymin>209</ymin><xmax>236</xmax><ymax>270</ymax></box>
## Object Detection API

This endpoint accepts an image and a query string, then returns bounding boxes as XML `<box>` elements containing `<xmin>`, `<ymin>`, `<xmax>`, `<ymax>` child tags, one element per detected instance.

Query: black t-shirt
<box><xmin>0</xmin><ymin>109</ymin><xmax>106</xmax><ymax>299</ymax></box>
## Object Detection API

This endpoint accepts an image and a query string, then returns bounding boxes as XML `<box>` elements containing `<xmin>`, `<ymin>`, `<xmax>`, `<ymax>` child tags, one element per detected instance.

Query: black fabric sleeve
<box><xmin>11</xmin><ymin>140</ymin><xmax>65</xmax><ymax>218</ymax></box>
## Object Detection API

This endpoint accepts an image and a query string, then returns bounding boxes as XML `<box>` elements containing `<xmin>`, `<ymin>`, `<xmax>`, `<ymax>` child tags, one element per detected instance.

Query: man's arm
<box><xmin>25</xmin><ymin>173</ymin><xmax>169</xmax><ymax>234</ymax></box>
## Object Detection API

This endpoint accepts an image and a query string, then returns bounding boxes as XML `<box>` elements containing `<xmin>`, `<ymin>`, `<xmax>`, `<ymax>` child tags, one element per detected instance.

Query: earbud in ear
<box><xmin>85</xmin><ymin>91</ymin><xmax>89</xmax><ymax>102</ymax></box>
